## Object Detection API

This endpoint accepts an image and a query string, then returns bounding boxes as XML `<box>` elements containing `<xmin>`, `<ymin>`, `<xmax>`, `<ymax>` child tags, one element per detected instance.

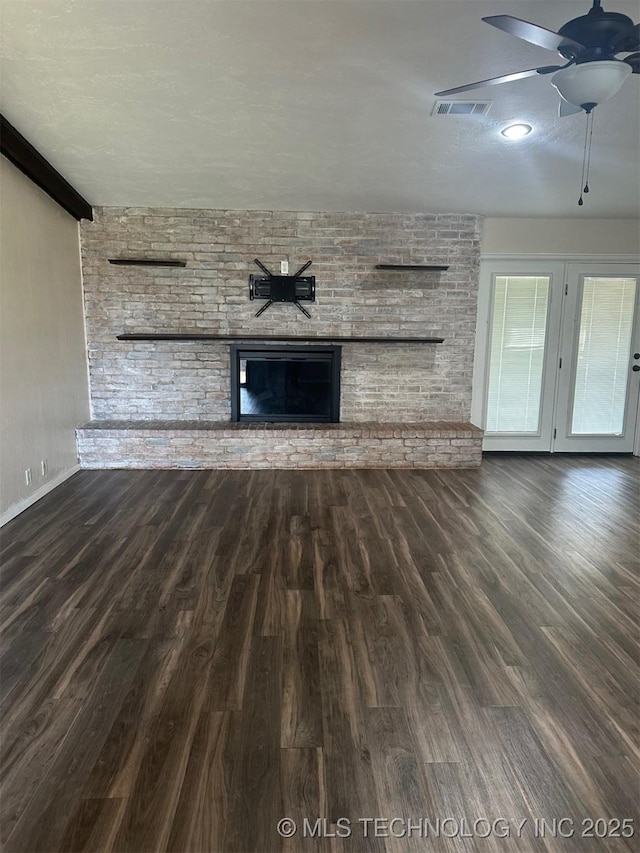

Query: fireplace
<box><xmin>230</xmin><ymin>344</ymin><xmax>341</xmax><ymax>423</ymax></box>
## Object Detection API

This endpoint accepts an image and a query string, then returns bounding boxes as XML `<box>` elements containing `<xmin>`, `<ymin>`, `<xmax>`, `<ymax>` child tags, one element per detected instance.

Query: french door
<box><xmin>554</xmin><ymin>265</ymin><xmax>640</xmax><ymax>451</ymax></box>
<box><xmin>478</xmin><ymin>261</ymin><xmax>640</xmax><ymax>453</ymax></box>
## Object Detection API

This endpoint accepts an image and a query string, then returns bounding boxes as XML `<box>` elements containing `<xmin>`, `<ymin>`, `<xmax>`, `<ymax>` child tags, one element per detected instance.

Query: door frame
<box><xmin>472</xmin><ymin>254</ymin><xmax>640</xmax><ymax>454</ymax></box>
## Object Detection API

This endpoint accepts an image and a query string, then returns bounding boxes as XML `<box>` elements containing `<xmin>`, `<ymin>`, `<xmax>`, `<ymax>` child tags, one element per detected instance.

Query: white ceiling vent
<box><xmin>432</xmin><ymin>100</ymin><xmax>492</xmax><ymax>116</ymax></box>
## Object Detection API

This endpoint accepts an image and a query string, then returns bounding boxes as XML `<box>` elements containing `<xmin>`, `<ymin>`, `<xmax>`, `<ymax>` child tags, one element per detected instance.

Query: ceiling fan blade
<box><xmin>435</xmin><ymin>66</ymin><xmax>560</xmax><ymax>97</ymax></box>
<box><xmin>483</xmin><ymin>15</ymin><xmax>586</xmax><ymax>54</ymax></box>
<box><xmin>623</xmin><ymin>52</ymin><xmax>640</xmax><ymax>73</ymax></box>
<box><xmin>613</xmin><ymin>23</ymin><xmax>640</xmax><ymax>54</ymax></box>
<box><xmin>559</xmin><ymin>97</ymin><xmax>583</xmax><ymax>117</ymax></box>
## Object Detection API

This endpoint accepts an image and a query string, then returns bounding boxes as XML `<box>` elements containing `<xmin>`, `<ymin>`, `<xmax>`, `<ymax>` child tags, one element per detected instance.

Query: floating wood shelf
<box><xmin>117</xmin><ymin>333</ymin><xmax>444</xmax><ymax>344</ymax></box>
<box><xmin>108</xmin><ymin>259</ymin><xmax>187</xmax><ymax>267</ymax></box>
<box><xmin>375</xmin><ymin>264</ymin><xmax>449</xmax><ymax>271</ymax></box>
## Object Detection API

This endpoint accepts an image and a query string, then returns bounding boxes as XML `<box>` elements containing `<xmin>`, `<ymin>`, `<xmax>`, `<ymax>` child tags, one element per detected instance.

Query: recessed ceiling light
<box><xmin>501</xmin><ymin>123</ymin><xmax>533</xmax><ymax>140</ymax></box>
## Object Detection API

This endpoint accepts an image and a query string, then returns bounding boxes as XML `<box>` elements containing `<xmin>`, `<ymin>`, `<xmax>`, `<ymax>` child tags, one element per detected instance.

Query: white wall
<box><xmin>0</xmin><ymin>157</ymin><xmax>90</xmax><ymax>524</ymax></box>
<box><xmin>482</xmin><ymin>218</ymin><xmax>640</xmax><ymax>257</ymax></box>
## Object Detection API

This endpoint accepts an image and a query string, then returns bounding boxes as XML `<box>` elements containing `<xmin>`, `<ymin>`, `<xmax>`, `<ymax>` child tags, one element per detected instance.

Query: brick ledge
<box><xmin>77</xmin><ymin>419</ymin><xmax>482</xmax><ymax>437</ymax></box>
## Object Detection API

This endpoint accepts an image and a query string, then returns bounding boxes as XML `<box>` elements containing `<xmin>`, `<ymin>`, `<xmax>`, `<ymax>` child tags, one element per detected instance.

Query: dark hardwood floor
<box><xmin>0</xmin><ymin>456</ymin><xmax>638</xmax><ymax>852</ymax></box>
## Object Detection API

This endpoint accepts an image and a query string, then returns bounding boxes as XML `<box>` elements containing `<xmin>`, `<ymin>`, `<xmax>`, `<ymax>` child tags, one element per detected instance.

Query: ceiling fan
<box><xmin>435</xmin><ymin>0</ymin><xmax>639</xmax><ymax>116</ymax></box>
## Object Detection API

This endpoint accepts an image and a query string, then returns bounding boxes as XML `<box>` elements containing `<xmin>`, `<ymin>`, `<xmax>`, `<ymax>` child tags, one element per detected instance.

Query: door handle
<box><xmin>633</xmin><ymin>365</ymin><xmax>640</xmax><ymax>372</ymax></box>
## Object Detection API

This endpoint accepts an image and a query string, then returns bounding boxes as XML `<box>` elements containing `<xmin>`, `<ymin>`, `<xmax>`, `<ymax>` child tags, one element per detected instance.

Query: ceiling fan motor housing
<box><xmin>558</xmin><ymin>9</ymin><xmax>637</xmax><ymax>61</ymax></box>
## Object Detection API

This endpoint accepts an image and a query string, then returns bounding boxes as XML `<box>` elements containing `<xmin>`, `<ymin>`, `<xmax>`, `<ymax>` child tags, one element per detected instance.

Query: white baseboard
<box><xmin>0</xmin><ymin>465</ymin><xmax>81</xmax><ymax>528</ymax></box>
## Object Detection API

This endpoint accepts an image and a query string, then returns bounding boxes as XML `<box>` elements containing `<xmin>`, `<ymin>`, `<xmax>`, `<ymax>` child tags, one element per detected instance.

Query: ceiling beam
<box><xmin>0</xmin><ymin>115</ymin><xmax>93</xmax><ymax>221</ymax></box>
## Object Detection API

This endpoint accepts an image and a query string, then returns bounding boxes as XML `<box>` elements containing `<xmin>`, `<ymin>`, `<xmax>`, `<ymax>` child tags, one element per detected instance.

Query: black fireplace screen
<box><xmin>230</xmin><ymin>345</ymin><xmax>341</xmax><ymax>423</ymax></box>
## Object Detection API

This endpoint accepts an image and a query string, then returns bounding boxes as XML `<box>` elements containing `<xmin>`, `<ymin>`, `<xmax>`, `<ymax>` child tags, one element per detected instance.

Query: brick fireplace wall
<box><xmin>80</xmin><ymin>208</ymin><xmax>481</xmax><ymax>424</ymax></box>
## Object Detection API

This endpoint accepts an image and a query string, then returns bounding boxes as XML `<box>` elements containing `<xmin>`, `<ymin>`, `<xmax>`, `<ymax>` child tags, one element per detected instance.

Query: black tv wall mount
<box><xmin>249</xmin><ymin>259</ymin><xmax>316</xmax><ymax>318</ymax></box>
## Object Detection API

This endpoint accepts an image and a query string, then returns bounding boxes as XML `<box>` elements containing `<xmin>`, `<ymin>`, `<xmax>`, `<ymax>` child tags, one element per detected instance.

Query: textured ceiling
<box><xmin>1</xmin><ymin>0</ymin><xmax>639</xmax><ymax>217</ymax></box>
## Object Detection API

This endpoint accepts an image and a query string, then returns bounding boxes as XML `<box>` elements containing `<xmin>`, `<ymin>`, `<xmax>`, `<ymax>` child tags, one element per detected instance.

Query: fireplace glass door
<box><xmin>230</xmin><ymin>345</ymin><xmax>341</xmax><ymax>423</ymax></box>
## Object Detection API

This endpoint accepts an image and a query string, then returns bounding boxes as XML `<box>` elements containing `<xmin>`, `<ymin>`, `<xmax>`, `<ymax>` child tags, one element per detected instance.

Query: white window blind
<box><xmin>486</xmin><ymin>276</ymin><xmax>550</xmax><ymax>433</ymax></box>
<box><xmin>571</xmin><ymin>277</ymin><xmax>637</xmax><ymax>435</ymax></box>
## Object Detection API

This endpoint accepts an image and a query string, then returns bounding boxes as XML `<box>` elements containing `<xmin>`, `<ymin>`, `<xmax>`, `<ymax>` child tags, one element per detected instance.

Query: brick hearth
<box><xmin>76</xmin><ymin>420</ymin><xmax>482</xmax><ymax>469</ymax></box>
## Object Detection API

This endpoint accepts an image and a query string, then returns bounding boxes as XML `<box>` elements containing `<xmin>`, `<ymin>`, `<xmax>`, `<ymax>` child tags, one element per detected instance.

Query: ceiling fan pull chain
<box><xmin>578</xmin><ymin>107</ymin><xmax>596</xmax><ymax>205</ymax></box>
<box><xmin>584</xmin><ymin>109</ymin><xmax>595</xmax><ymax>195</ymax></box>
<box><xmin>578</xmin><ymin>110</ymin><xmax>590</xmax><ymax>205</ymax></box>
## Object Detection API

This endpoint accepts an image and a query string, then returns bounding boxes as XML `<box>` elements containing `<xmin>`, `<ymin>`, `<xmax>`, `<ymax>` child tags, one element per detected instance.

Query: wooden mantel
<box><xmin>117</xmin><ymin>333</ymin><xmax>444</xmax><ymax>344</ymax></box>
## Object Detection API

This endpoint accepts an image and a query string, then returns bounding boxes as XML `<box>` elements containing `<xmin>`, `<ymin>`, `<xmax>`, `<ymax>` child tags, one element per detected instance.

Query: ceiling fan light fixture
<box><xmin>501</xmin><ymin>123</ymin><xmax>533</xmax><ymax>139</ymax></box>
<box><xmin>551</xmin><ymin>60</ymin><xmax>632</xmax><ymax>107</ymax></box>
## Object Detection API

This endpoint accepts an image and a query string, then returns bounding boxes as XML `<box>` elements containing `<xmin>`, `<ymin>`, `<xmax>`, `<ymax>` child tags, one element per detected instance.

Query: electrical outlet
<box><xmin>280</xmin><ymin>260</ymin><xmax>289</xmax><ymax>275</ymax></box>
<box><xmin>25</xmin><ymin>467</ymin><xmax>32</xmax><ymax>486</ymax></box>
<box><xmin>41</xmin><ymin>459</ymin><xmax>48</xmax><ymax>477</ymax></box>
